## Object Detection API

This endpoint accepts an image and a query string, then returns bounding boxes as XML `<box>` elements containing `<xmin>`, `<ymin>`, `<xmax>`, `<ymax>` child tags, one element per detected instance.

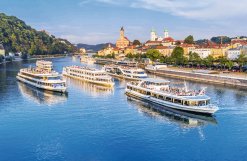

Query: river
<box><xmin>0</xmin><ymin>56</ymin><xmax>247</xmax><ymax>161</ymax></box>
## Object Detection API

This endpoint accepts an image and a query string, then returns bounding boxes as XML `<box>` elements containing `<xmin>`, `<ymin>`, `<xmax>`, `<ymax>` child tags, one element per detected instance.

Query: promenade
<box><xmin>147</xmin><ymin>67</ymin><xmax>247</xmax><ymax>88</ymax></box>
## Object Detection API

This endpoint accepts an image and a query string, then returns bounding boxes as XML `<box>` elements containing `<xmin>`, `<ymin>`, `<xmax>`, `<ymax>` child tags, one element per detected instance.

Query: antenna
<box><xmin>199</xmin><ymin>87</ymin><xmax>207</xmax><ymax>95</ymax></box>
<box><xmin>184</xmin><ymin>81</ymin><xmax>188</xmax><ymax>92</ymax></box>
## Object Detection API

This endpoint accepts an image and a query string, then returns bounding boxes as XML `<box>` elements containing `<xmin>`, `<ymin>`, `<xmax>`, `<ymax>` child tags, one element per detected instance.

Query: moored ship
<box><xmin>62</xmin><ymin>66</ymin><xmax>114</xmax><ymax>87</ymax></box>
<box><xmin>125</xmin><ymin>78</ymin><xmax>218</xmax><ymax>115</ymax></box>
<box><xmin>103</xmin><ymin>65</ymin><xmax>148</xmax><ymax>80</ymax></box>
<box><xmin>80</xmin><ymin>56</ymin><xmax>95</xmax><ymax>64</ymax></box>
<box><xmin>16</xmin><ymin>60</ymin><xmax>67</xmax><ymax>93</ymax></box>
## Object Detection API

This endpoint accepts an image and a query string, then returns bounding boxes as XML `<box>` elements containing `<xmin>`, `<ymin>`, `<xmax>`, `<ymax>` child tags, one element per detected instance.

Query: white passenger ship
<box><xmin>125</xmin><ymin>78</ymin><xmax>218</xmax><ymax>115</ymax></box>
<box><xmin>16</xmin><ymin>60</ymin><xmax>67</xmax><ymax>93</ymax></box>
<box><xmin>80</xmin><ymin>56</ymin><xmax>95</xmax><ymax>64</ymax></box>
<box><xmin>63</xmin><ymin>66</ymin><xmax>114</xmax><ymax>87</ymax></box>
<box><xmin>103</xmin><ymin>65</ymin><xmax>148</xmax><ymax>80</ymax></box>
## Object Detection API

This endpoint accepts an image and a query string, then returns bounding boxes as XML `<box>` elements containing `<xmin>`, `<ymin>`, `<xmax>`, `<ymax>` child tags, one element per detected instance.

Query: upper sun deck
<box><xmin>20</xmin><ymin>68</ymin><xmax>59</xmax><ymax>77</ymax></box>
<box><xmin>36</xmin><ymin>60</ymin><xmax>52</xmax><ymax>65</ymax></box>
<box><xmin>128</xmin><ymin>78</ymin><xmax>209</xmax><ymax>100</ymax></box>
<box><xmin>36</xmin><ymin>60</ymin><xmax>53</xmax><ymax>71</ymax></box>
<box><xmin>106</xmin><ymin>65</ymin><xmax>145</xmax><ymax>72</ymax></box>
<box><xmin>141</xmin><ymin>78</ymin><xmax>170</xmax><ymax>85</ymax></box>
<box><xmin>66</xmin><ymin>66</ymin><xmax>106</xmax><ymax>74</ymax></box>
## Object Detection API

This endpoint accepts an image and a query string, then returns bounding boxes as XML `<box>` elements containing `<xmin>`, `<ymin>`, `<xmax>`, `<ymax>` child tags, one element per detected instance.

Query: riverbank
<box><xmin>146</xmin><ymin>67</ymin><xmax>247</xmax><ymax>89</ymax></box>
<box><xmin>0</xmin><ymin>54</ymin><xmax>68</xmax><ymax>65</ymax></box>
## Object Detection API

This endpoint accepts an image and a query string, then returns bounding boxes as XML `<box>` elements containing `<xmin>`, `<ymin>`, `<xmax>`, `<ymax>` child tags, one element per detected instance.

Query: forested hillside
<box><xmin>0</xmin><ymin>13</ymin><xmax>76</xmax><ymax>55</ymax></box>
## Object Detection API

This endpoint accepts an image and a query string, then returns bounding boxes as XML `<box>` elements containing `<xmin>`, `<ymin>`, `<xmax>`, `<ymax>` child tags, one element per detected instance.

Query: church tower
<box><xmin>120</xmin><ymin>27</ymin><xmax>124</xmax><ymax>39</ymax></box>
<box><xmin>150</xmin><ymin>28</ymin><xmax>157</xmax><ymax>41</ymax></box>
<box><xmin>116</xmin><ymin>27</ymin><xmax>130</xmax><ymax>48</ymax></box>
<box><xmin>164</xmin><ymin>28</ymin><xmax>169</xmax><ymax>38</ymax></box>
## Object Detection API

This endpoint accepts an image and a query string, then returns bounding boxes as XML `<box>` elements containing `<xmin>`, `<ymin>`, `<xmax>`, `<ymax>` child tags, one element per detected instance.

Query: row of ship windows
<box><xmin>70</xmin><ymin>73</ymin><xmax>111</xmax><ymax>82</ymax></box>
<box><xmin>127</xmin><ymin>86</ymin><xmax>209</xmax><ymax>106</ymax></box>
<box><xmin>20</xmin><ymin>76</ymin><xmax>65</xmax><ymax>87</ymax></box>
<box><xmin>70</xmin><ymin>70</ymin><xmax>106</xmax><ymax>76</ymax></box>
<box><xmin>123</xmin><ymin>74</ymin><xmax>144</xmax><ymax>78</ymax></box>
<box><xmin>123</xmin><ymin>70</ymin><xmax>145</xmax><ymax>75</ymax></box>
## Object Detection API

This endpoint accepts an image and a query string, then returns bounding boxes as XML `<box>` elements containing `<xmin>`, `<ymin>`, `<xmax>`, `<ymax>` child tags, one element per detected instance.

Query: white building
<box><xmin>0</xmin><ymin>44</ymin><xmax>5</xmax><ymax>56</ymax></box>
<box><xmin>227</xmin><ymin>48</ymin><xmax>241</xmax><ymax>60</ymax></box>
<box><xmin>150</xmin><ymin>28</ymin><xmax>157</xmax><ymax>41</ymax></box>
<box><xmin>164</xmin><ymin>29</ymin><xmax>169</xmax><ymax>38</ymax></box>
<box><xmin>150</xmin><ymin>28</ymin><xmax>169</xmax><ymax>41</ymax></box>
<box><xmin>192</xmin><ymin>48</ymin><xmax>211</xmax><ymax>59</ymax></box>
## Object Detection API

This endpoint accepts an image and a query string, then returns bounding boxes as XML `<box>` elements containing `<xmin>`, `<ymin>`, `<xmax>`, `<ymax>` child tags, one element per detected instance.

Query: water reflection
<box><xmin>127</xmin><ymin>97</ymin><xmax>217</xmax><ymax>128</ymax></box>
<box><xmin>66</xmin><ymin>78</ymin><xmax>114</xmax><ymax>97</ymax></box>
<box><xmin>18</xmin><ymin>82</ymin><xmax>67</xmax><ymax>106</ymax></box>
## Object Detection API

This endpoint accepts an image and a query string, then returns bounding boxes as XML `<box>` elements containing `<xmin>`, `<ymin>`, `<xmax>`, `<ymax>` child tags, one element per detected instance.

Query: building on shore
<box><xmin>97</xmin><ymin>44</ymin><xmax>120</xmax><ymax>56</ymax></box>
<box><xmin>146</xmin><ymin>28</ymin><xmax>175</xmax><ymax>47</ymax></box>
<box><xmin>179</xmin><ymin>44</ymin><xmax>196</xmax><ymax>56</ymax></box>
<box><xmin>192</xmin><ymin>48</ymin><xmax>211</xmax><ymax>59</ymax></box>
<box><xmin>79</xmin><ymin>48</ymin><xmax>86</xmax><ymax>54</ymax></box>
<box><xmin>227</xmin><ymin>48</ymin><xmax>241</xmax><ymax>60</ymax></box>
<box><xmin>154</xmin><ymin>46</ymin><xmax>174</xmax><ymax>57</ymax></box>
<box><xmin>0</xmin><ymin>44</ymin><xmax>5</xmax><ymax>56</ymax></box>
<box><xmin>116</xmin><ymin>27</ymin><xmax>131</xmax><ymax>49</ymax></box>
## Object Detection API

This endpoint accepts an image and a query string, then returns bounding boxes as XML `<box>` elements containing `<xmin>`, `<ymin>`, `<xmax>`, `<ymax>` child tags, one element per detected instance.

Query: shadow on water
<box><xmin>127</xmin><ymin>96</ymin><xmax>217</xmax><ymax>128</ymax></box>
<box><xmin>18</xmin><ymin>82</ymin><xmax>68</xmax><ymax>106</ymax></box>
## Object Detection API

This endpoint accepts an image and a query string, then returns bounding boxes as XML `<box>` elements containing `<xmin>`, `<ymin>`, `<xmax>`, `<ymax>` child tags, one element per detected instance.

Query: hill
<box><xmin>0</xmin><ymin>13</ymin><xmax>76</xmax><ymax>55</ymax></box>
<box><xmin>77</xmin><ymin>43</ymin><xmax>115</xmax><ymax>52</ymax></box>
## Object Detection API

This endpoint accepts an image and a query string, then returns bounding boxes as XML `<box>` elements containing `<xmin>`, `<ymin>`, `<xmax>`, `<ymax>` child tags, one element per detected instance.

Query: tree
<box><xmin>0</xmin><ymin>13</ymin><xmax>76</xmax><ymax>55</ymax></box>
<box><xmin>189</xmin><ymin>52</ymin><xmax>202</xmax><ymax>66</ymax></box>
<box><xmin>203</xmin><ymin>55</ymin><xmax>214</xmax><ymax>68</ymax></box>
<box><xmin>217</xmin><ymin>56</ymin><xmax>228</xmax><ymax>70</ymax></box>
<box><xmin>126</xmin><ymin>53</ymin><xmax>134</xmax><ymax>59</ymax></box>
<box><xmin>132</xmin><ymin>40</ymin><xmax>141</xmax><ymax>46</ymax></box>
<box><xmin>146</xmin><ymin>49</ymin><xmax>161</xmax><ymax>61</ymax></box>
<box><xmin>226</xmin><ymin>60</ymin><xmax>234</xmax><ymax>70</ymax></box>
<box><xmin>211</xmin><ymin>36</ymin><xmax>231</xmax><ymax>44</ymax></box>
<box><xmin>184</xmin><ymin>35</ymin><xmax>194</xmax><ymax>44</ymax></box>
<box><xmin>171</xmin><ymin>46</ymin><xmax>185</xmax><ymax>65</ymax></box>
<box><xmin>236</xmin><ymin>54</ymin><xmax>247</xmax><ymax>71</ymax></box>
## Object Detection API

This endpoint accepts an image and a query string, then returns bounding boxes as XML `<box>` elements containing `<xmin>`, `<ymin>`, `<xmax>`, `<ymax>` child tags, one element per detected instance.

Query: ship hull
<box><xmin>63</xmin><ymin>73</ymin><xmax>114</xmax><ymax>87</ymax></box>
<box><xmin>125</xmin><ymin>89</ymin><xmax>218</xmax><ymax>115</ymax></box>
<box><xmin>16</xmin><ymin>75</ymin><xmax>67</xmax><ymax>93</ymax></box>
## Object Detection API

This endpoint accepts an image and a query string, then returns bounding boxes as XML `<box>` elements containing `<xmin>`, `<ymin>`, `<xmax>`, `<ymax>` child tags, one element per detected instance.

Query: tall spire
<box><xmin>164</xmin><ymin>28</ymin><xmax>169</xmax><ymax>38</ymax></box>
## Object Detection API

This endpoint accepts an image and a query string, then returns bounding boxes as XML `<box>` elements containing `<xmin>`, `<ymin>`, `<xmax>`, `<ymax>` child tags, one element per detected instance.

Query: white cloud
<box><xmin>90</xmin><ymin>0</ymin><xmax>247</xmax><ymax>20</ymax></box>
<box><xmin>133</xmin><ymin>0</ymin><xmax>247</xmax><ymax>20</ymax></box>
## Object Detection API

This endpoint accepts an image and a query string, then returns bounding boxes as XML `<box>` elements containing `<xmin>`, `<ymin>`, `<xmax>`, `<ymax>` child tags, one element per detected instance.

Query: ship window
<box><xmin>147</xmin><ymin>92</ymin><xmax>151</xmax><ymax>95</ymax></box>
<box><xmin>166</xmin><ymin>97</ymin><xmax>172</xmax><ymax>102</ymax></box>
<box><xmin>174</xmin><ymin>99</ymin><xmax>182</xmax><ymax>104</ymax></box>
<box><xmin>206</xmin><ymin>100</ymin><xmax>210</xmax><ymax>105</ymax></box>
<box><xmin>184</xmin><ymin>101</ymin><xmax>189</xmax><ymax>106</ymax></box>
<box><xmin>152</xmin><ymin>93</ymin><xmax>157</xmax><ymax>97</ymax></box>
<box><xmin>190</xmin><ymin>101</ymin><xmax>198</xmax><ymax>106</ymax></box>
<box><xmin>158</xmin><ymin>95</ymin><xmax>164</xmax><ymax>100</ymax></box>
<box><xmin>198</xmin><ymin>101</ymin><xmax>206</xmax><ymax>106</ymax></box>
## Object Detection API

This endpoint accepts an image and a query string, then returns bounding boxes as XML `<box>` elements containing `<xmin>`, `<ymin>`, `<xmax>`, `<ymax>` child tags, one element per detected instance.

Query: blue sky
<box><xmin>0</xmin><ymin>0</ymin><xmax>247</xmax><ymax>44</ymax></box>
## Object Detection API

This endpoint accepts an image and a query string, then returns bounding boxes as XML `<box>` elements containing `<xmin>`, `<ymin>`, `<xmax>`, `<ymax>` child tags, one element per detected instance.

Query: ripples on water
<box><xmin>0</xmin><ymin>57</ymin><xmax>247</xmax><ymax>161</ymax></box>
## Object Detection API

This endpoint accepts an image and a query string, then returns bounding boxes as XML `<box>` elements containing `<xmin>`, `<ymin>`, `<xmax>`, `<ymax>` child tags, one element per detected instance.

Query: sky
<box><xmin>0</xmin><ymin>0</ymin><xmax>247</xmax><ymax>44</ymax></box>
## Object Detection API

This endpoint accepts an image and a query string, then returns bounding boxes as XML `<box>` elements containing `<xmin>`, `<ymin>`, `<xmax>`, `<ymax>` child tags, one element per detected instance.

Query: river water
<box><xmin>0</xmin><ymin>57</ymin><xmax>247</xmax><ymax>161</ymax></box>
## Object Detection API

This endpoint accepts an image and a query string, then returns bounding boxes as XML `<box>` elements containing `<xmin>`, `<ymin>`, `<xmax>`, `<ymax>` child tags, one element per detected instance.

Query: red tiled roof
<box><xmin>146</xmin><ymin>40</ymin><xmax>162</xmax><ymax>43</ymax></box>
<box><xmin>179</xmin><ymin>43</ymin><xmax>195</xmax><ymax>47</ymax></box>
<box><xmin>155</xmin><ymin>46</ymin><xmax>168</xmax><ymax>49</ymax></box>
<box><xmin>124</xmin><ymin>37</ymin><xmax>131</xmax><ymax>42</ymax></box>
<box><xmin>163</xmin><ymin>37</ymin><xmax>175</xmax><ymax>42</ymax></box>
